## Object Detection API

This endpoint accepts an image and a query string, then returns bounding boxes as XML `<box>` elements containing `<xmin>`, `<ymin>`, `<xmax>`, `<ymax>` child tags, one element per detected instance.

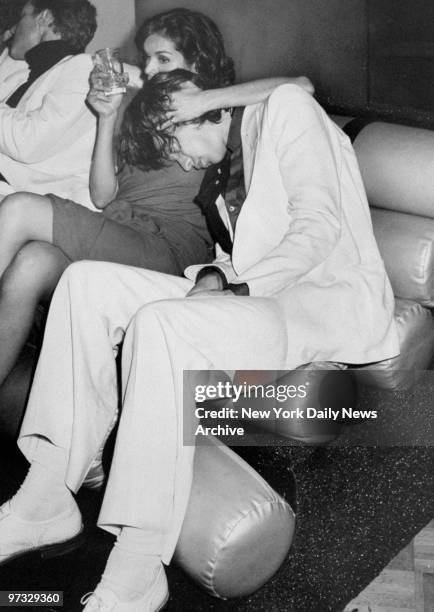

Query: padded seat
<box><xmin>175</xmin><ymin>438</ymin><xmax>295</xmax><ymax>598</ymax></box>
<box><xmin>331</xmin><ymin>118</ymin><xmax>434</xmax><ymax>391</ymax></box>
<box><xmin>238</xmin><ymin>363</ymin><xmax>355</xmax><ymax>444</ymax></box>
<box><xmin>370</xmin><ymin>208</ymin><xmax>434</xmax><ymax>308</ymax></box>
<box><xmin>353</xmin><ymin>298</ymin><xmax>434</xmax><ymax>390</ymax></box>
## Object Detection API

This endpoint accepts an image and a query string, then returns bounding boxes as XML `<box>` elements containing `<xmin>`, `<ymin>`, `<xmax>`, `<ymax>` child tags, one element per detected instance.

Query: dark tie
<box><xmin>193</xmin><ymin>152</ymin><xmax>233</xmax><ymax>255</ymax></box>
<box><xmin>6</xmin><ymin>40</ymin><xmax>75</xmax><ymax>108</ymax></box>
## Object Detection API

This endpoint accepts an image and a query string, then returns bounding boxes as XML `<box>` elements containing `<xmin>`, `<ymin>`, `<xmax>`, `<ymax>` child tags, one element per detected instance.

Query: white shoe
<box><xmin>0</xmin><ymin>500</ymin><xmax>84</xmax><ymax>566</ymax></box>
<box><xmin>80</xmin><ymin>564</ymin><xmax>169</xmax><ymax>611</ymax></box>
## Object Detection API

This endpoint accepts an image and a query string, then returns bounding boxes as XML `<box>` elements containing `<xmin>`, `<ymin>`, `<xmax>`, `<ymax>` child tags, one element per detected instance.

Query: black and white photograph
<box><xmin>0</xmin><ymin>0</ymin><xmax>432</xmax><ymax>610</ymax></box>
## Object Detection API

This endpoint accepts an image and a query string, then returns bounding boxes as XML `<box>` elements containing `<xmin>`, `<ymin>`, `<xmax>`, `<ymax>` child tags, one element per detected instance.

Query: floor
<box><xmin>344</xmin><ymin>519</ymin><xmax>434</xmax><ymax>612</ymax></box>
<box><xmin>0</xmin><ymin>372</ymin><xmax>432</xmax><ymax>611</ymax></box>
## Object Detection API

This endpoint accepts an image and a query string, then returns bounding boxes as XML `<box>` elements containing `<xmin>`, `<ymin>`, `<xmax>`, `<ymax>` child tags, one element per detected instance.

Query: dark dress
<box><xmin>49</xmin><ymin>162</ymin><xmax>212</xmax><ymax>275</ymax></box>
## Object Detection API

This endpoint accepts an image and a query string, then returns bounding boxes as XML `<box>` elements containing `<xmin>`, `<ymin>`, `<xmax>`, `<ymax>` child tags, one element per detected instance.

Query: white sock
<box><xmin>10</xmin><ymin>438</ymin><xmax>75</xmax><ymax>521</ymax></box>
<box><xmin>100</xmin><ymin>527</ymin><xmax>163</xmax><ymax>602</ymax></box>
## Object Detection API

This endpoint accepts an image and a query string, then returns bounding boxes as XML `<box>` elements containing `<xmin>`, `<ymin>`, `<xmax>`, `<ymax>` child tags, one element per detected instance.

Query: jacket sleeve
<box><xmin>0</xmin><ymin>55</ymin><xmax>93</xmax><ymax>164</ymax></box>
<box><xmin>184</xmin><ymin>242</ymin><xmax>238</xmax><ymax>283</ymax></box>
<box><xmin>237</xmin><ymin>85</ymin><xmax>343</xmax><ymax>296</ymax></box>
<box><xmin>183</xmin><ymin>192</ymin><xmax>238</xmax><ymax>282</ymax></box>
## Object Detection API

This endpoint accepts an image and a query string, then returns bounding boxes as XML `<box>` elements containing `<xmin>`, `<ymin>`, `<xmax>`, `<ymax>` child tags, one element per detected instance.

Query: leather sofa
<box><xmin>258</xmin><ymin>117</ymin><xmax>434</xmax><ymax>446</ymax></box>
<box><xmin>336</xmin><ymin>117</ymin><xmax>434</xmax><ymax>390</ymax></box>
<box><xmin>0</xmin><ymin>117</ymin><xmax>433</xmax><ymax>600</ymax></box>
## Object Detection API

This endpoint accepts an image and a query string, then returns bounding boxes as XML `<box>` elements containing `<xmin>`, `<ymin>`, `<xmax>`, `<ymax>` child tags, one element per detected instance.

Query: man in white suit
<box><xmin>0</xmin><ymin>0</ymin><xmax>97</xmax><ymax>207</ymax></box>
<box><xmin>0</xmin><ymin>70</ymin><xmax>399</xmax><ymax>610</ymax></box>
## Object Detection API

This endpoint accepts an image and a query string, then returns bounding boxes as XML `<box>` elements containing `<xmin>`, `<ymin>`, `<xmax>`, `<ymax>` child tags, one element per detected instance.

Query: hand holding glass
<box><xmin>92</xmin><ymin>48</ymin><xmax>129</xmax><ymax>95</ymax></box>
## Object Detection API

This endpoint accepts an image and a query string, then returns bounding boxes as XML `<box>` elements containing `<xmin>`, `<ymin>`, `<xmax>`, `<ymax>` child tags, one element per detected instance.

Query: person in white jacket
<box><xmin>0</xmin><ymin>70</ymin><xmax>399</xmax><ymax>610</ymax></box>
<box><xmin>0</xmin><ymin>0</ymin><xmax>97</xmax><ymax>206</ymax></box>
<box><xmin>0</xmin><ymin>6</ymin><xmax>315</xmax><ymax>402</ymax></box>
<box><xmin>0</xmin><ymin>45</ymin><xmax>27</xmax><ymax>104</ymax></box>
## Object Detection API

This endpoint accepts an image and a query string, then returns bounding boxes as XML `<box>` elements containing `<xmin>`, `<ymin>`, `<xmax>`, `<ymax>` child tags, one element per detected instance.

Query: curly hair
<box><xmin>135</xmin><ymin>8</ymin><xmax>235</xmax><ymax>88</ymax></box>
<box><xmin>118</xmin><ymin>70</ymin><xmax>223</xmax><ymax>172</ymax></box>
<box><xmin>0</xmin><ymin>1</ymin><xmax>26</xmax><ymax>35</ymax></box>
<box><xmin>30</xmin><ymin>0</ymin><xmax>97</xmax><ymax>52</ymax></box>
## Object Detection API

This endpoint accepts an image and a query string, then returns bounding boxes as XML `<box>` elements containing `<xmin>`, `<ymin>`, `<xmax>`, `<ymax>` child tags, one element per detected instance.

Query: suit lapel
<box><xmin>232</xmin><ymin>102</ymin><xmax>289</xmax><ymax>273</ymax></box>
<box><xmin>240</xmin><ymin>103</ymin><xmax>261</xmax><ymax>190</ymax></box>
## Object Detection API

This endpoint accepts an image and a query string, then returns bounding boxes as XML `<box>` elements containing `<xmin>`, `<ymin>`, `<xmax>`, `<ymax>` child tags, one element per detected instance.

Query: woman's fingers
<box><xmin>157</xmin><ymin>81</ymin><xmax>206</xmax><ymax>127</ymax></box>
<box><xmin>164</xmin><ymin>85</ymin><xmax>205</xmax><ymax>123</ymax></box>
<box><xmin>87</xmin><ymin>87</ymin><xmax>110</xmax><ymax>101</ymax></box>
<box><xmin>90</xmin><ymin>94</ymin><xmax>112</xmax><ymax>104</ymax></box>
<box><xmin>89</xmin><ymin>84</ymin><xmax>107</xmax><ymax>94</ymax></box>
<box><xmin>87</xmin><ymin>88</ymin><xmax>124</xmax><ymax>116</ymax></box>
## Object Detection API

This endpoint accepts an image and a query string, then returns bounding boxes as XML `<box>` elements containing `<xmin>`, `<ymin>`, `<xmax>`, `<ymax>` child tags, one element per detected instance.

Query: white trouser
<box><xmin>18</xmin><ymin>261</ymin><xmax>287</xmax><ymax>562</ymax></box>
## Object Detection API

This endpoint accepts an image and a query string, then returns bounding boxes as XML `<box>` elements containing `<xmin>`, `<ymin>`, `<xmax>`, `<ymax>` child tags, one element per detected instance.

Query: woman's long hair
<box><xmin>118</xmin><ymin>8</ymin><xmax>235</xmax><ymax>171</ymax></box>
<box><xmin>135</xmin><ymin>8</ymin><xmax>235</xmax><ymax>88</ymax></box>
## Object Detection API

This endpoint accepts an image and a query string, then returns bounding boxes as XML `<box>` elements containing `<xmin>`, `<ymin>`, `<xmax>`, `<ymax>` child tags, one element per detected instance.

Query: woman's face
<box><xmin>143</xmin><ymin>33</ymin><xmax>194</xmax><ymax>79</ymax></box>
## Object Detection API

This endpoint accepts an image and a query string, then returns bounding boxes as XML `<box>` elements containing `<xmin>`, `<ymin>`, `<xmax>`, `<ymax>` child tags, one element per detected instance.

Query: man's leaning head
<box><xmin>119</xmin><ymin>69</ymin><xmax>232</xmax><ymax>173</ymax></box>
<box><xmin>9</xmin><ymin>0</ymin><xmax>97</xmax><ymax>60</ymax></box>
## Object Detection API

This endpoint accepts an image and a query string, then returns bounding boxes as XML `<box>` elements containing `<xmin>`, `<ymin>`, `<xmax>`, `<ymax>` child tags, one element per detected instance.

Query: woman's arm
<box><xmin>166</xmin><ymin>76</ymin><xmax>314</xmax><ymax>124</ymax></box>
<box><xmin>89</xmin><ymin>115</ymin><xmax>119</xmax><ymax>208</ymax></box>
<box><xmin>87</xmin><ymin>71</ymin><xmax>126</xmax><ymax>208</ymax></box>
<box><xmin>206</xmin><ymin>76</ymin><xmax>314</xmax><ymax>107</ymax></box>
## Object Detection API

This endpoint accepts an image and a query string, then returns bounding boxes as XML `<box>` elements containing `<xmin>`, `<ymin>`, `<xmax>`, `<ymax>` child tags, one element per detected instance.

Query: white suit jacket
<box><xmin>0</xmin><ymin>49</ymin><xmax>28</xmax><ymax>97</ymax></box>
<box><xmin>0</xmin><ymin>51</ymin><xmax>97</xmax><ymax>209</ymax></box>
<box><xmin>186</xmin><ymin>85</ymin><xmax>399</xmax><ymax>367</ymax></box>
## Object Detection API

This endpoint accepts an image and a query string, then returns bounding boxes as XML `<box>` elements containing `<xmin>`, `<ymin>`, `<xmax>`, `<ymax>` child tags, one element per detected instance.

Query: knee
<box><xmin>0</xmin><ymin>192</ymin><xmax>37</xmax><ymax>231</ymax></box>
<box><xmin>54</xmin><ymin>260</ymin><xmax>92</xmax><ymax>294</ymax></box>
<box><xmin>61</xmin><ymin>260</ymin><xmax>91</xmax><ymax>280</ymax></box>
<box><xmin>133</xmin><ymin>299</ymin><xmax>183</xmax><ymax>334</ymax></box>
<box><xmin>133</xmin><ymin>302</ymin><xmax>161</xmax><ymax>330</ymax></box>
<box><xmin>61</xmin><ymin>261</ymin><xmax>108</xmax><ymax>287</ymax></box>
<box><xmin>2</xmin><ymin>242</ymin><xmax>67</xmax><ymax>298</ymax></box>
<box><xmin>58</xmin><ymin>260</ymin><xmax>118</xmax><ymax>299</ymax></box>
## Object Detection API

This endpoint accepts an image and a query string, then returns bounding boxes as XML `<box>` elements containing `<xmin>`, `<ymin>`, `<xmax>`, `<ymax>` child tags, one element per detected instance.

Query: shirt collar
<box><xmin>25</xmin><ymin>40</ymin><xmax>76</xmax><ymax>75</ymax></box>
<box><xmin>226</xmin><ymin>107</ymin><xmax>244</xmax><ymax>155</ymax></box>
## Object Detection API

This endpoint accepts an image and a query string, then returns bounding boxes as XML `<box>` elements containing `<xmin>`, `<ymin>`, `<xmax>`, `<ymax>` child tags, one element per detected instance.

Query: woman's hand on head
<box><xmin>87</xmin><ymin>68</ymin><xmax>125</xmax><ymax>119</ymax></box>
<box><xmin>162</xmin><ymin>81</ymin><xmax>210</xmax><ymax>126</ymax></box>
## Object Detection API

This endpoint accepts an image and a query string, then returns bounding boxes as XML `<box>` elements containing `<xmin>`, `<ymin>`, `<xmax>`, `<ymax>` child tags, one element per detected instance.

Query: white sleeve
<box><xmin>184</xmin><ymin>243</ymin><xmax>237</xmax><ymax>283</ymax></box>
<box><xmin>236</xmin><ymin>86</ymin><xmax>342</xmax><ymax>296</ymax></box>
<box><xmin>184</xmin><ymin>195</ymin><xmax>237</xmax><ymax>282</ymax></box>
<box><xmin>0</xmin><ymin>55</ymin><xmax>92</xmax><ymax>164</ymax></box>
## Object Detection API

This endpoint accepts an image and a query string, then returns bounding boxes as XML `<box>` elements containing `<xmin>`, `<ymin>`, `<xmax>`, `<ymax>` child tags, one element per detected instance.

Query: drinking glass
<box><xmin>92</xmin><ymin>47</ymin><xmax>129</xmax><ymax>95</ymax></box>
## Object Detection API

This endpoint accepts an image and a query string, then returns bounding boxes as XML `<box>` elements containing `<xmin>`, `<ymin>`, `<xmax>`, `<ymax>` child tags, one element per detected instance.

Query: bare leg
<box><xmin>0</xmin><ymin>193</ymin><xmax>54</xmax><ymax>278</ymax></box>
<box><xmin>0</xmin><ymin>241</ymin><xmax>70</xmax><ymax>386</ymax></box>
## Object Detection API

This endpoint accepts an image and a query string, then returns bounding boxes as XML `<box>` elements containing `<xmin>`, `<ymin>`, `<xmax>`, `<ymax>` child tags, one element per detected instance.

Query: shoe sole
<box><xmin>0</xmin><ymin>529</ymin><xmax>85</xmax><ymax>567</ymax></box>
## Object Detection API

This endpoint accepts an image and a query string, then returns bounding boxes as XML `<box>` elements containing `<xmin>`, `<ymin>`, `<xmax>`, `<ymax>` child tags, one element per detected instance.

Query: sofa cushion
<box><xmin>175</xmin><ymin>437</ymin><xmax>295</xmax><ymax>598</ymax></box>
<box><xmin>352</xmin><ymin>122</ymin><xmax>434</xmax><ymax>219</ymax></box>
<box><xmin>353</xmin><ymin>298</ymin><xmax>434</xmax><ymax>390</ymax></box>
<box><xmin>371</xmin><ymin>207</ymin><xmax>434</xmax><ymax>307</ymax></box>
<box><xmin>238</xmin><ymin>364</ymin><xmax>354</xmax><ymax>444</ymax></box>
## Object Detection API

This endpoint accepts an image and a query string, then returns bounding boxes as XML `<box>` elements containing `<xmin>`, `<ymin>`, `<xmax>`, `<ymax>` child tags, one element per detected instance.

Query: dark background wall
<box><xmin>1</xmin><ymin>0</ymin><xmax>432</xmax><ymax>127</ymax></box>
<box><xmin>368</xmin><ymin>0</ymin><xmax>434</xmax><ymax>120</ymax></box>
<box><xmin>136</xmin><ymin>0</ymin><xmax>434</xmax><ymax>127</ymax></box>
<box><xmin>136</xmin><ymin>0</ymin><xmax>368</xmax><ymax>108</ymax></box>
